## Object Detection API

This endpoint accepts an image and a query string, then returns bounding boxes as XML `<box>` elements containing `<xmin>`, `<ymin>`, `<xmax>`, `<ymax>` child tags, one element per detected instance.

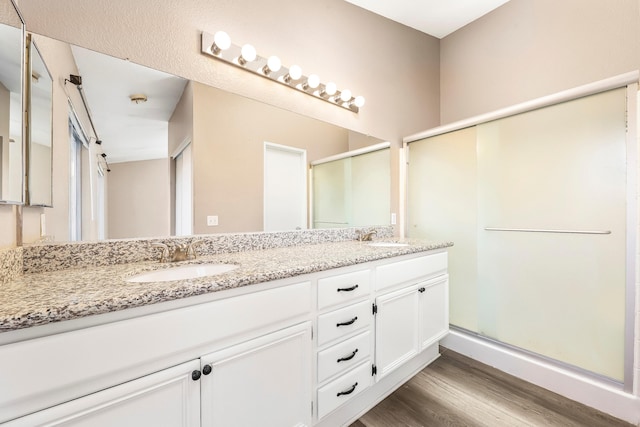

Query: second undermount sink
<box><xmin>127</xmin><ymin>263</ymin><xmax>238</xmax><ymax>283</ymax></box>
<box><xmin>367</xmin><ymin>242</ymin><xmax>410</xmax><ymax>248</ymax></box>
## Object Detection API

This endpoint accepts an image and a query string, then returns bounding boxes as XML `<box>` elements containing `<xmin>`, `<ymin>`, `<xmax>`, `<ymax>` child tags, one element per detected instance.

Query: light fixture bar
<box><xmin>201</xmin><ymin>31</ymin><xmax>364</xmax><ymax>113</ymax></box>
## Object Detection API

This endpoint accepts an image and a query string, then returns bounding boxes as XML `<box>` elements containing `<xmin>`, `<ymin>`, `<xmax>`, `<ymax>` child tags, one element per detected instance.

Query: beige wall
<box><xmin>11</xmin><ymin>0</ymin><xmax>639</xmax><ymax>244</ymax></box>
<box><xmin>15</xmin><ymin>0</ymin><xmax>440</xmax><ymax>144</ymax></box>
<box><xmin>107</xmin><ymin>158</ymin><xmax>170</xmax><ymax>239</ymax></box>
<box><xmin>12</xmin><ymin>0</ymin><xmax>440</xmax><ymax>243</ymax></box>
<box><xmin>192</xmin><ymin>82</ymin><xmax>350</xmax><ymax>233</ymax></box>
<box><xmin>440</xmin><ymin>0</ymin><xmax>640</xmax><ymax>123</ymax></box>
<box><xmin>28</xmin><ymin>143</ymin><xmax>49</xmax><ymax>203</ymax></box>
<box><xmin>0</xmin><ymin>0</ymin><xmax>21</xmax><ymax>28</ymax></box>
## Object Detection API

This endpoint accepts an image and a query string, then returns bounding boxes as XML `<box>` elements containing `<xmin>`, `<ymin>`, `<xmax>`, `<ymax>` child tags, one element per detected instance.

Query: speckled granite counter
<box><xmin>0</xmin><ymin>239</ymin><xmax>451</xmax><ymax>333</ymax></box>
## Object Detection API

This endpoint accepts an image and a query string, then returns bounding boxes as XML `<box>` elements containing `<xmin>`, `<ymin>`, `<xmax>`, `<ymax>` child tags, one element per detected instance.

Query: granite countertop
<box><xmin>0</xmin><ymin>239</ymin><xmax>451</xmax><ymax>333</ymax></box>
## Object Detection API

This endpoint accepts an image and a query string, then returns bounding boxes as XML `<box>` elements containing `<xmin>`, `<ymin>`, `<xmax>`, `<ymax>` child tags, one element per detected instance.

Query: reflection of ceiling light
<box><xmin>130</xmin><ymin>94</ymin><xmax>148</xmax><ymax>104</ymax></box>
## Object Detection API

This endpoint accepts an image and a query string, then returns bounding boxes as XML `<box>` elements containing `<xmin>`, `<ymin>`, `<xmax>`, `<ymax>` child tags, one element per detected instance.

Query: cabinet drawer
<box><xmin>317</xmin><ymin>361</ymin><xmax>372</xmax><ymax>419</ymax></box>
<box><xmin>317</xmin><ymin>301</ymin><xmax>372</xmax><ymax>346</ymax></box>
<box><xmin>317</xmin><ymin>331</ymin><xmax>371</xmax><ymax>383</ymax></box>
<box><xmin>318</xmin><ymin>270</ymin><xmax>371</xmax><ymax>309</ymax></box>
<box><xmin>376</xmin><ymin>253</ymin><xmax>447</xmax><ymax>291</ymax></box>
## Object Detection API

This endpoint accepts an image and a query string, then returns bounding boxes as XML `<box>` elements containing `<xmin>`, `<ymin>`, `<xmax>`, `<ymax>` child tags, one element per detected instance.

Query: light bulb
<box><xmin>238</xmin><ymin>44</ymin><xmax>256</xmax><ymax>65</ymax></box>
<box><xmin>307</xmin><ymin>74</ymin><xmax>320</xmax><ymax>89</ymax></box>
<box><xmin>287</xmin><ymin>65</ymin><xmax>302</xmax><ymax>82</ymax></box>
<box><xmin>262</xmin><ymin>56</ymin><xmax>281</xmax><ymax>75</ymax></box>
<box><xmin>212</xmin><ymin>31</ymin><xmax>231</xmax><ymax>54</ymax></box>
<box><xmin>340</xmin><ymin>89</ymin><xmax>352</xmax><ymax>103</ymax></box>
<box><xmin>353</xmin><ymin>96</ymin><xmax>365</xmax><ymax>108</ymax></box>
<box><xmin>323</xmin><ymin>82</ymin><xmax>337</xmax><ymax>97</ymax></box>
<box><xmin>282</xmin><ymin>65</ymin><xmax>302</xmax><ymax>84</ymax></box>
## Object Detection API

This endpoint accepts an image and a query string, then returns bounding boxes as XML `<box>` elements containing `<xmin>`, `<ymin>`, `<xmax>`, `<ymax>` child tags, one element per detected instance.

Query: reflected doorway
<box><xmin>263</xmin><ymin>142</ymin><xmax>307</xmax><ymax>232</ymax></box>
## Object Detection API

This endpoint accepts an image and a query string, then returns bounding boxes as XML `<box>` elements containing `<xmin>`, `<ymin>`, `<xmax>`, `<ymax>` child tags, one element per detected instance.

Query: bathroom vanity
<box><xmin>0</xmin><ymin>238</ymin><xmax>450</xmax><ymax>426</ymax></box>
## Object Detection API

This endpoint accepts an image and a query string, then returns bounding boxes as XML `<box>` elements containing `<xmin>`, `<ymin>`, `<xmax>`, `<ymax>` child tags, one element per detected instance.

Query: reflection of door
<box><xmin>264</xmin><ymin>142</ymin><xmax>307</xmax><ymax>232</ymax></box>
<box><xmin>174</xmin><ymin>142</ymin><xmax>192</xmax><ymax>236</ymax></box>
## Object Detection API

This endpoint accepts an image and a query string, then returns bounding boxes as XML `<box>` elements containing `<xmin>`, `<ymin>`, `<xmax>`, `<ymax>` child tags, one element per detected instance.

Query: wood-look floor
<box><xmin>351</xmin><ymin>349</ymin><xmax>632</xmax><ymax>427</ymax></box>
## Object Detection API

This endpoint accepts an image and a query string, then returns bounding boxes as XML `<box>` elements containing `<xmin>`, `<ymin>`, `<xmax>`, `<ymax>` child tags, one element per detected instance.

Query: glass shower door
<box><xmin>476</xmin><ymin>88</ymin><xmax>627</xmax><ymax>381</ymax></box>
<box><xmin>407</xmin><ymin>87</ymin><xmax>629</xmax><ymax>382</ymax></box>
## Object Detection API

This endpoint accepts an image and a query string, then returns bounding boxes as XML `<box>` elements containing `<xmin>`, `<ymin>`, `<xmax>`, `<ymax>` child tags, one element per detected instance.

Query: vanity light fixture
<box><xmin>201</xmin><ymin>31</ymin><xmax>364</xmax><ymax>112</ymax></box>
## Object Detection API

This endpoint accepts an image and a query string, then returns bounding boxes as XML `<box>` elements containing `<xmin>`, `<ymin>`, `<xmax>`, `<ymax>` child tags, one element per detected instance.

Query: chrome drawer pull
<box><xmin>336</xmin><ymin>316</ymin><xmax>358</xmax><ymax>327</ymax></box>
<box><xmin>337</xmin><ymin>349</ymin><xmax>359</xmax><ymax>363</ymax></box>
<box><xmin>337</xmin><ymin>382</ymin><xmax>358</xmax><ymax>397</ymax></box>
<box><xmin>337</xmin><ymin>284</ymin><xmax>359</xmax><ymax>292</ymax></box>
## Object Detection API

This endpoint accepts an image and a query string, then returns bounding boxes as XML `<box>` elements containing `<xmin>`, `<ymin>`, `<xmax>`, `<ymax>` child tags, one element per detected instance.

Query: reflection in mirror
<box><xmin>312</xmin><ymin>144</ymin><xmax>390</xmax><ymax>229</ymax></box>
<box><xmin>27</xmin><ymin>36</ymin><xmax>52</xmax><ymax>206</ymax></box>
<box><xmin>0</xmin><ymin>0</ymin><xmax>23</xmax><ymax>204</ymax></box>
<box><xmin>31</xmin><ymin>35</ymin><xmax>391</xmax><ymax>242</ymax></box>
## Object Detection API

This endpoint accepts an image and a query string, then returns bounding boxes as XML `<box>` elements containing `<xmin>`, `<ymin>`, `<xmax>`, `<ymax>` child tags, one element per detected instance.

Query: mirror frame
<box><xmin>0</xmin><ymin>0</ymin><xmax>25</xmax><ymax>205</ymax></box>
<box><xmin>25</xmin><ymin>33</ymin><xmax>53</xmax><ymax>207</ymax></box>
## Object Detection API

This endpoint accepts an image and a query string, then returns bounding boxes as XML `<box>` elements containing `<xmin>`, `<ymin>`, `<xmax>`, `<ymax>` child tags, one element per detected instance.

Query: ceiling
<box><xmin>344</xmin><ymin>0</ymin><xmax>511</xmax><ymax>38</ymax></box>
<box><xmin>70</xmin><ymin>45</ymin><xmax>187</xmax><ymax>164</ymax></box>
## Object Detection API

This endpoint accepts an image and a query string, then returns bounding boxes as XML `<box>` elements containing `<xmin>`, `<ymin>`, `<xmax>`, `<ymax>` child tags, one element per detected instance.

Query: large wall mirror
<box><xmin>25</xmin><ymin>34</ymin><xmax>392</xmax><ymax>243</ymax></box>
<box><xmin>27</xmin><ymin>35</ymin><xmax>52</xmax><ymax>206</ymax></box>
<box><xmin>0</xmin><ymin>0</ymin><xmax>24</xmax><ymax>204</ymax></box>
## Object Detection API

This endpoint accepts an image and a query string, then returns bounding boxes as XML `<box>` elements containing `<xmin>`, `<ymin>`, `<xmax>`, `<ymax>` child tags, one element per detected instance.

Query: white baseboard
<box><xmin>442</xmin><ymin>330</ymin><xmax>640</xmax><ymax>425</ymax></box>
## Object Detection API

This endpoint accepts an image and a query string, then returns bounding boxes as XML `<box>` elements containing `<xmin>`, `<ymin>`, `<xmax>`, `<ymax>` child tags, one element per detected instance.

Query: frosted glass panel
<box><xmin>313</xmin><ymin>148</ymin><xmax>389</xmax><ymax>228</ymax></box>
<box><xmin>406</xmin><ymin>87</ymin><xmax>628</xmax><ymax>381</ymax></box>
<box><xmin>407</xmin><ymin>127</ymin><xmax>478</xmax><ymax>331</ymax></box>
<box><xmin>477</xmin><ymin>88</ymin><xmax>627</xmax><ymax>380</ymax></box>
<box><xmin>351</xmin><ymin>149</ymin><xmax>390</xmax><ymax>226</ymax></box>
<box><xmin>313</xmin><ymin>158</ymin><xmax>349</xmax><ymax>228</ymax></box>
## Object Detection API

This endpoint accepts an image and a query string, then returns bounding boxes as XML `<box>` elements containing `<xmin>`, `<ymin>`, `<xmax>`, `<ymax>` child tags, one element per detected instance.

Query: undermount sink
<box><xmin>127</xmin><ymin>263</ymin><xmax>238</xmax><ymax>283</ymax></box>
<box><xmin>367</xmin><ymin>242</ymin><xmax>410</xmax><ymax>248</ymax></box>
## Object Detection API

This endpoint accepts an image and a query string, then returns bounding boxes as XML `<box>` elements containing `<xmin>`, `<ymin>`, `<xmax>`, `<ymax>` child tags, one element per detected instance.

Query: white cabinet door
<box><xmin>374</xmin><ymin>285</ymin><xmax>420</xmax><ymax>379</ymax></box>
<box><xmin>419</xmin><ymin>275</ymin><xmax>449</xmax><ymax>351</ymax></box>
<box><xmin>5</xmin><ymin>360</ymin><xmax>201</xmax><ymax>427</ymax></box>
<box><xmin>200</xmin><ymin>322</ymin><xmax>312</xmax><ymax>427</ymax></box>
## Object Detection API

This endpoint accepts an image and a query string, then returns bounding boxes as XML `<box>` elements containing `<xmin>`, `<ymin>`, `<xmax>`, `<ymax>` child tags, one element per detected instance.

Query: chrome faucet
<box><xmin>358</xmin><ymin>230</ymin><xmax>377</xmax><ymax>242</ymax></box>
<box><xmin>172</xmin><ymin>244</ymin><xmax>190</xmax><ymax>262</ymax></box>
<box><xmin>152</xmin><ymin>243</ymin><xmax>170</xmax><ymax>263</ymax></box>
<box><xmin>152</xmin><ymin>240</ymin><xmax>205</xmax><ymax>263</ymax></box>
